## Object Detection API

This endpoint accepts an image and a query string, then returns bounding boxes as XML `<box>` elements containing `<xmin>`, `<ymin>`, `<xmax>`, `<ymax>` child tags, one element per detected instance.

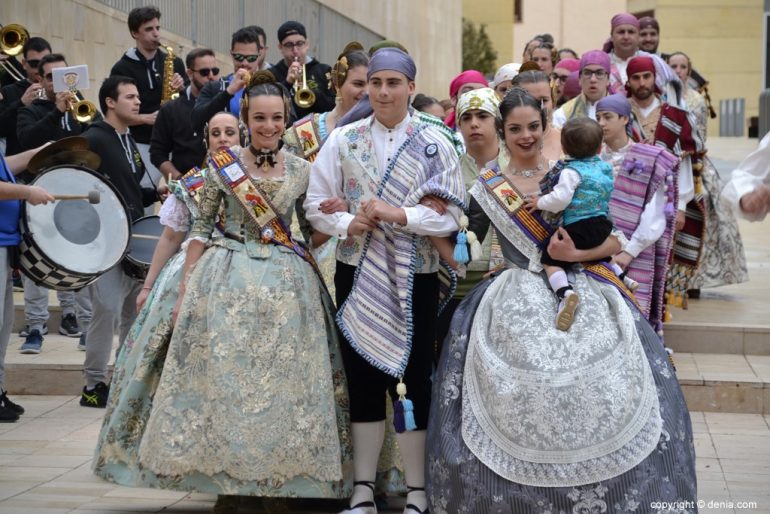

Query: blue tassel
<box><xmin>402</xmin><ymin>399</ymin><xmax>417</xmax><ymax>431</ymax></box>
<box><xmin>393</xmin><ymin>399</ymin><xmax>406</xmax><ymax>433</ymax></box>
<box><xmin>453</xmin><ymin>231</ymin><xmax>469</xmax><ymax>264</ymax></box>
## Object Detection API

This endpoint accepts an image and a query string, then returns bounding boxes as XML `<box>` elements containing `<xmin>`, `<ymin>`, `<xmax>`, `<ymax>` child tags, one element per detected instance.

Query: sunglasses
<box><xmin>231</xmin><ymin>53</ymin><xmax>260</xmax><ymax>63</ymax></box>
<box><xmin>581</xmin><ymin>69</ymin><xmax>609</xmax><ymax>79</ymax></box>
<box><xmin>27</xmin><ymin>59</ymin><xmax>41</xmax><ymax>68</ymax></box>
<box><xmin>44</xmin><ymin>73</ymin><xmax>53</xmax><ymax>81</ymax></box>
<box><xmin>193</xmin><ymin>67</ymin><xmax>220</xmax><ymax>77</ymax></box>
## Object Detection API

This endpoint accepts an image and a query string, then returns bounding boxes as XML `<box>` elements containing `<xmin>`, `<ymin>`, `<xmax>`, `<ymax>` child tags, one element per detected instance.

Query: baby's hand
<box><xmin>523</xmin><ymin>194</ymin><xmax>540</xmax><ymax>213</ymax></box>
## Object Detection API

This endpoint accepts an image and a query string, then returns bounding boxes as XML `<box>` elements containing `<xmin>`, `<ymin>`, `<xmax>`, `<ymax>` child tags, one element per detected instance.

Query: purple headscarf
<box><xmin>611</xmin><ymin>13</ymin><xmax>640</xmax><ymax>30</ymax></box>
<box><xmin>580</xmin><ymin>50</ymin><xmax>611</xmax><ymax>73</ymax></box>
<box><xmin>367</xmin><ymin>47</ymin><xmax>416</xmax><ymax>81</ymax></box>
<box><xmin>596</xmin><ymin>93</ymin><xmax>632</xmax><ymax>118</ymax></box>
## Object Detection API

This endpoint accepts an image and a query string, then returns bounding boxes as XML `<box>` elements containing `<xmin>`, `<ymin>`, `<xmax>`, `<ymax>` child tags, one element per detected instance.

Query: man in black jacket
<box><xmin>17</xmin><ymin>54</ymin><xmax>101</xmax><ymax>150</ymax></box>
<box><xmin>150</xmin><ymin>47</ymin><xmax>218</xmax><ymax>180</ymax></box>
<box><xmin>109</xmin><ymin>5</ymin><xmax>187</xmax><ymax>191</ymax></box>
<box><xmin>0</xmin><ymin>37</ymin><xmax>51</xmax><ymax>157</ymax></box>
<box><xmin>270</xmin><ymin>21</ymin><xmax>335</xmax><ymax>119</ymax></box>
<box><xmin>191</xmin><ymin>27</ymin><xmax>264</xmax><ymax>132</ymax></box>
<box><xmin>79</xmin><ymin>76</ymin><xmax>160</xmax><ymax>408</ymax></box>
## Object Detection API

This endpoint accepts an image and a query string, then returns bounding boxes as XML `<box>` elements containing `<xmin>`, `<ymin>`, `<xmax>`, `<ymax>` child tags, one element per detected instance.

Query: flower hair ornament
<box><xmin>327</xmin><ymin>41</ymin><xmax>365</xmax><ymax>96</ymax></box>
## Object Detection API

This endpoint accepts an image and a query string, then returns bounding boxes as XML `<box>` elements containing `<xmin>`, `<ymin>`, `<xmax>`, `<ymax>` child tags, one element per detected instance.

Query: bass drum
<box><xmin>19</xmin><ymin>165</ymin><xmax>131</xmax><ymax>291</ymax></box>
<box><xmin>121</xmin><ymin>215</ymin><xmax>163</xmax><ymax>281</ymax></box>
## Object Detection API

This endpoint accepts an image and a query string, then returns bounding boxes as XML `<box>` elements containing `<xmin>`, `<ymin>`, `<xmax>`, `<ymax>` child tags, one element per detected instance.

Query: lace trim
<box><xmin>158</xmin><ymin>195</ymin><xmax>191</xmax><ymax>233</ymax></box>
<box><xmin>470</xmin><ymin>181</ymin><xmax>543</xmax><ymax>273</ymax></box>
<box><xmin>462</xmin><ymin>269</ymin><xmax>662</xmax><ymax>486</ymax></box>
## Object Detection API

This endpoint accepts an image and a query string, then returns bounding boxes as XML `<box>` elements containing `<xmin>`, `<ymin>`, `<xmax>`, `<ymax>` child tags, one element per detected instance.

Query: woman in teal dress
<box><xmin>135</xmin><ymin>72</ymin><xmax>352</xmax><ymax>501</ymax></box>
<box><xmin>93</xmin><ymin>112</ymin><xmax>243</xmax><ymax>487</ymax></box>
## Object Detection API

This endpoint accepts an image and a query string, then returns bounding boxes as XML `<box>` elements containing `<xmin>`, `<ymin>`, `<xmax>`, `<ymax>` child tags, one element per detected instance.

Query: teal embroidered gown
<box><xmin>94</xmin><ymin>150</ymin><xmax>352</xmax><ymax>497</ymax></box>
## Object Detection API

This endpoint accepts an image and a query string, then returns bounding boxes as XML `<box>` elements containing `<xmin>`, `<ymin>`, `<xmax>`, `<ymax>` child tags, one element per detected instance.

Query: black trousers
<box><xmin>541</xmin><ymin>215</ymin><xmax>613</xmax><ymax>268</ymax></box>
<box><xmin>335</xmin><ymin>261</ymin><xmax>437</xmax><ymax>430</ymax></box>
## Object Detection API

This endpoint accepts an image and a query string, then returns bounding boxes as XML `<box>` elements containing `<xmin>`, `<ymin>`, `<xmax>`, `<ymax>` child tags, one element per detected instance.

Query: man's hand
<box><xmin>226</xmin><ymin>69</ymin><xmax>250</xmax><ymax>95</ymax></box>
<box><xmin>319</xmin><ymin>197</ymin><xmax>348</xmax><ymax>214</ymax></box>
<box><xmin>54</xmin><ymin>91</ymin><xmax>72</xmax><ymax>113</ymax></box>
<box><xmin>419</xmin><ymin>194</ymin><xmax>448</xmax><ymax>215</ymax></box>
<box><xmin>347</xmin><ymin>210</ymin><xmax>376</xmax><ymax>237</ymax></box>
<box><xmin>286</xmin><ymin>57</ymin><xmax>302</xmax><ymax>86</ymax></box>
<box><xmin>611</xmin><ymin>251</ymin><xmax>634</xmax><ymax>271</ymax></box>
<box><xmin>171</xmin><ymin>72</ymin><xmax>185</xmax><ymax>93</ymax></box>
<box><xmin>21</xmin><ymin>83</ymin><xmax>43</xmax><ymax>106</ymax></box>
<box><xmin>361</xmin><ymin>198</ymin><xmax>406</xmax><ymax>225</ymax></box>
<box><xmin>25</xmin><ymin>186</ymin><xmax>55</xmax><ymax>205</ymax></box>
<box><xmin>675</xmin><ymin>210</ymin><xmax>686</xmax><ymax>231</ymax></box>
<box><xmin>739</xmin><ymin>184</ymin><xmax>770</xmax><ymax>218</ymax></box>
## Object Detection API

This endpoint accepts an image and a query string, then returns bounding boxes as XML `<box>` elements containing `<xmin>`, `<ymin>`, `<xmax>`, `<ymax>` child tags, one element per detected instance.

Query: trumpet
<box><xmin>68</xmin><ymin>90</ymin><xmax>97</xmax><ymax>123</ymax></box>
<box><xmin>292</xmin><ymin>58</ymin><xmax>316</xmax><ymax>108</ymax></box>
<box><xmin>0</xmin><ymin>23</ymin><xmax>29</xmax><ymax>82</ymax></box>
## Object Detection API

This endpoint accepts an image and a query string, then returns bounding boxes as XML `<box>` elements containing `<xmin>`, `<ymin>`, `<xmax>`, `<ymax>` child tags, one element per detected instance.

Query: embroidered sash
<box><xmin>479</xmin><ymin>169</ymin><xmax>641</xmax><ymax>309</ymax></box>
<box><xmin>337</xmin><ymin>121</ymin><xmax>466</xmax><ymax>378</ymax></box>
<box><xmin>284</xmin><ymin>114</ymin><xmax>323</xmax><ymax>162</ymax></box>
<box><xmin>207</xmin><ymin>148</ymin><xmax>321</xmax><ymax>275</ymax></box>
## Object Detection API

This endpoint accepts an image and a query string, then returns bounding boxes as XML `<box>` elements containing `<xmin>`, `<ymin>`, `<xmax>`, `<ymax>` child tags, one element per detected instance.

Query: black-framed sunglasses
<box><xmin>231</xmin><ymin>52</ymin><xmax>260</xmax><ymax>63</ymax></box>
<box><xmin>44</xmin><ymin>73</ymin><xmax>53</xmax><ymax>81</ymax></box>
<box><xmin>193</xmin><ymin>67</ymin><xmax>220</xmax><ymax>77</ymax></box>
<box><xmin>26</xmin><ymin>59</ymin><xmax>41</xmax><ymax>68</ymax></box>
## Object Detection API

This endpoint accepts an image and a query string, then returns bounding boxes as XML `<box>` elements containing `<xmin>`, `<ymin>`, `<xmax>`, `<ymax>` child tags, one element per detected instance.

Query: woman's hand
<box><xmin>136</xmin><ymin>287</ymin><xmax>151</xmax><ymax>314</ymax></box>
<box><xmin>546</xmin><ymin>227</ymin><xmax>578</xmax><ymax>261</ymax></box>
<box><xmin>611</xmin><ymin>251</ymin><xmax>634</xmax><ymax>271</ymax></box>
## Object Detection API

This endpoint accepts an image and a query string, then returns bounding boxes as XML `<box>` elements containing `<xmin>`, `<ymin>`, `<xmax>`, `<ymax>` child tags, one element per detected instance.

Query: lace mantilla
<box><xmin>461</xmin><ymin>269</ymin><xmax>662</xmax><ymax>486</ymax></box>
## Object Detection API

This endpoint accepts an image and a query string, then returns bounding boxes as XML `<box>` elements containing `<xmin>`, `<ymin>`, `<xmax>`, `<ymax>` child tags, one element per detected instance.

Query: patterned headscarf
<box><xmin>456</xmin><ymin>87</ymin><xmax>500</xmax><ymax>120</ymax></box>
<box><xmin>492</xmin><ymin>63</ymin><xmax>521</xmax><ymax>87</ymax></box>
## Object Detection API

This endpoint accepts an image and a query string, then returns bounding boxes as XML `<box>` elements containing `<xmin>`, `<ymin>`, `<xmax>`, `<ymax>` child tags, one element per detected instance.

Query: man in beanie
<box><xmin>552</xmin><ymin>50</ymin><xmax>611</xmax><ymax>129</ymax></box>
<box><xmin>444</xmin><ymin>69</ymin><xmax>488</xmax><ymax>128</ymax></box>
<box><xmin>270</xmin><ymin>21</ymin><xmax>335</xmax><ymax>118</ymax></box>
<box><xmin>598</xmin><ymin>93</ymin><xmax>678</xmax><ymax>331</ymax></box>
<box><xmin>306</xmin><ymin>47</ymin><xmax>465</xmax><ymax>514</ymax></box>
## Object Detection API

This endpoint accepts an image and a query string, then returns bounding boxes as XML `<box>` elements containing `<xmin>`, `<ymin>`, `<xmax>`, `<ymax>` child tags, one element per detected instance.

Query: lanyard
<box><xmin>115</xmin><ymin>129</ymin><xmax>137</xmax><ymax>176</ymax></box>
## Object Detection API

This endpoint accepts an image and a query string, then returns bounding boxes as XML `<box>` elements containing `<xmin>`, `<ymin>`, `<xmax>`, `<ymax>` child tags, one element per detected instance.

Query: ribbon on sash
<box><xmin>207</xmin><ymin>148</ymin><xmax>324</xmax><ymax>279</ymax></box>
<box><xmin>479</xmin><ymin>169</ymin><xmax>641</xmax><ymax>310</ymax></box>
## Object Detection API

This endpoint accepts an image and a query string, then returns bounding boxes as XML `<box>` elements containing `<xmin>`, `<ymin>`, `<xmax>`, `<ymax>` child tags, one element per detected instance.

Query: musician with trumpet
<box><xmin>16</xmin><ymin>54</ymin><xmax>100</xmax><ymax>151</ymax></box>
<box><xmin>271</xmin><ymin>21</ymin><xmax>336</xmax><ymax>119</ymax></box>
<box><xmin>0</xmin><ymin>35</ymin><xmax>51</xmax><ymax>157</ymax></box>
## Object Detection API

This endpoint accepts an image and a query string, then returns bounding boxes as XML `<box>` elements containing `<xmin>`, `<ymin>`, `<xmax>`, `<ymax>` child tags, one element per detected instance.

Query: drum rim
<box><xmin>19</xmin><ymin>164</ymin><xmax>132</xmax><ymax>275</ymax></box>
<box><xmin>124</xmin><ymin>214</ymin><xmax>163</xmax><ymax>266</ymax></box>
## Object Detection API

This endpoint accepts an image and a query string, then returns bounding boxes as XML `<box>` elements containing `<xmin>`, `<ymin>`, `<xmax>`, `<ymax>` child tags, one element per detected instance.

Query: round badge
<box><xmin>261</xmin><ymin>227</ymin><xmax>274</xmax><ymax>240</ymax></box>
<box><xmin>425</xmin><ymin>143</ymin><xmax>438</xmax><ymax>157</ymax></box>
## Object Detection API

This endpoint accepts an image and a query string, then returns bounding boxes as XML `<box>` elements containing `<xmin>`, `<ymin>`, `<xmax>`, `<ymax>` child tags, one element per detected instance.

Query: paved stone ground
<box><xmin>0</xmin><ymin>397</ymin><xmax>769</xmax><ymax>513</ymax></box>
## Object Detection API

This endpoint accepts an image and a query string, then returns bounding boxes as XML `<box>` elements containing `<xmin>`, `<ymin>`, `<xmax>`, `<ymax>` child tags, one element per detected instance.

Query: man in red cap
<box><xmin>626</xmin><ymin>55</ymin><xmax>706</xmax><ymax>310</ymax></box>
<box><xmin>444</xmin><ymin>70</ymin><xmax>488</xmax><ymax>129</ymax></box>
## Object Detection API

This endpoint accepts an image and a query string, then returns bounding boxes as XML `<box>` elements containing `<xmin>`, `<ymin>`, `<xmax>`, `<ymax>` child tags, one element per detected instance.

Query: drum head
<box><xmin>25</xmin><ymin>166</ymin><xmax>130</xmax><ymax>274</ymax></box>
<box><xmin>126</xmin><ymin>215</ymin><xmax>163</xmax><ymax>265</ymax></box>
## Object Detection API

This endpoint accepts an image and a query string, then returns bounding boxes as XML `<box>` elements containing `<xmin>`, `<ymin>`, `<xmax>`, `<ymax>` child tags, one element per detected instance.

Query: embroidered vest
<box><xmin>563</xmin><ymin>157</ymin><xmax>614</xmax><ymax>225</ymax></box>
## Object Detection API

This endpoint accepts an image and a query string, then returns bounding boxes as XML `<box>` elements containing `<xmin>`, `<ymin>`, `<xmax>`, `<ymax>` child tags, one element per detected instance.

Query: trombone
<box><xmin>0</xmin><ymin>23</ymin><xmax>29</xmax><ymax>82</ymax></box>
<box><xmin>292</xmin><ymin>57</ymin><xmax>316</xmax><ymax>108</ymax></box>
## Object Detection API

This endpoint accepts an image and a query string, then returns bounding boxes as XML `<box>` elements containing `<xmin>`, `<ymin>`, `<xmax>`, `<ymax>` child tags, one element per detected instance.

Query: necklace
<box><xmin>507</xmin><ymin>161</ymin><xmax>544</xmax><ymax>178</ymax></box>
<box><xmin>248</xmin><ymin>144</ymin><xmax>280</xmax><ymax>170</ymax></box>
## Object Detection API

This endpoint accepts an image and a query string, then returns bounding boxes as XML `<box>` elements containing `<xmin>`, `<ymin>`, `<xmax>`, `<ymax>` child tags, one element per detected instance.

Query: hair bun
<box><xmin>518</xmin><ymin>61</ymin><xmax>541</xmax><ymax>73</ymax></box>
<box><xmin>339</xmin><ymin>41</ymin><xmax>364</xmax><ymax>60</ymax></box>
<box><xmin>246</xmin><ymin>70</ymin><xmax>278</xmax><ymax>89</ymax></box>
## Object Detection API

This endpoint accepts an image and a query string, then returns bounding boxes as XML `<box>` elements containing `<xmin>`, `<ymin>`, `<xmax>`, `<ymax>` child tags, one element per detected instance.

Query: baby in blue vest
<box><xmin>525</xmin><ymin>118</ymin><xmax>635</xmax><ymax>331</ymax></box>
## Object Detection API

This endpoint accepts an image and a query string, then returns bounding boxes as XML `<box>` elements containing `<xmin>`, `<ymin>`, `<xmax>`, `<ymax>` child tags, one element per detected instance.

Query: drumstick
<box><xmin>131</xmin><ymin>234</ymin><xmax>161</xmax><ymax>240</ymax></box>
<box><xmin>52</xmin><ymin>191</ymin><xmax>101</xmax><ymax>204</ymax></box>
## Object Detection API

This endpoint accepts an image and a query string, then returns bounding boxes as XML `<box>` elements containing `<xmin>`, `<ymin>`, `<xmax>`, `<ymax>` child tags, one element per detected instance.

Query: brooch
<box><xmin>425</xmin><ymin>143</ymin><xmax>438</xmax><ymax>157</ymax></box>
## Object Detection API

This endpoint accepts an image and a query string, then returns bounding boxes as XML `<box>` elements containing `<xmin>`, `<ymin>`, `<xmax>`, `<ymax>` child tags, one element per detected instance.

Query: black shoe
<box><xmin>58</xmin><ymin>313</ymin><xmax>82</xmax><ymax>337</ymax></box>
<box><xmin>0</xmin><ymin>405</ymin><xmax>19</xmax><ymax>423</ymax></box>
<box><xmin>80</xmin><ymin>382</ymin><xmax>109</xmax><ymax>408</ymax></box>
<box><xmin>0</xmin><ymin>390</ymin><xmax>24</xmax><ymax>415</ymax></box>
<box><xmin>19</xmin><ymin>324</ymin><xmax>48</xmax><ymax>337</ymax></box>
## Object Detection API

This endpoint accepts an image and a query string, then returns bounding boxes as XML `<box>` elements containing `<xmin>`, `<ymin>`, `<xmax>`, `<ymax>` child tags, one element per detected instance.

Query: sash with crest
<box><xmin>283</xmin><ymin>114</ymin><xmax>323</xmax><ymax>162</ymax></box>
<box><xmin>478</xmin><ymin>168</ymin><xmax>641</xmax><ymax>310</ymax></box>
<box><xmin>206</xmin><ymin>148</ymin><xmax>323</xmax><ymax>278</ymax></box>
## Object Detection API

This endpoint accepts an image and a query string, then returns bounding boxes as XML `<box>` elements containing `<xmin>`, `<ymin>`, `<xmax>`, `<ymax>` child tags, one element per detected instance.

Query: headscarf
<box><xmin>369</xmin><ymin>39</ymin><xmax>408</xmax><ymax>56</ymax></box>
<box><xmin>456</xmin><ymin>87</ymin><xmax>500</xmax><ymax>120</ymax></box>
<box><xmin>554</xmin><ymin>58</ymin><xmax>580</xmax><ymax>73</ymax></box>
<box><xmin>563</xmin><ymin>71</ymin><xmax>581</xmax><ymax>100</ymax></box>
<box><xmin>596</xmin><ymin>93</ymin><xmax>634</xmax><ymax>137</ymax></box>
<box><xmin>367</xmin><ymin>47</ymin><xmax>416</xmax><ymax>81</ymax></box>
<box><xmin>449</xmin><ymin>70</ymin><xmax>488</xmax><ymax>99</ymax></box>
<box><xmin>625</xmin><ymin>56</ymin><xmax>661</xmax><ymax>97</ymax></box>
<box><xmin>611</xmin><ymin>13</ymin><xmax>640</xmax><ymax>30</ymax></box>
<box><xmin>580</xmin><ymin>50</ymin><xmax>611</xmax><ymax>73</ymax></box>
<box><xmin>638</xmin><ymin>16</ymin><xmax>659</xmax><ymax>32</ymax></box>
<box><xmin>492</xmin><ymin>63</ymin><xmax>521</xmax><ymax>87</ymax></box>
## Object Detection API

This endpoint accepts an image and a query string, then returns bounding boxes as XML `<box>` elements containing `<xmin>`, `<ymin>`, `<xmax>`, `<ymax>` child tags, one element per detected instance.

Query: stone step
<box><xmin>665</xmin><ymin>322</ymin><xmax>770</xmax><ymax>356</ymax></box>
<box><xmin>4</xmin><ymin>341</ymin><xmax>770</xmax><ymax>414</ymax></box>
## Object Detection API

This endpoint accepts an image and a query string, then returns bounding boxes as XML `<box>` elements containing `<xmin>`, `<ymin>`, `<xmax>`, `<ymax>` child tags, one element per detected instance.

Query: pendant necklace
<box><xmin>508</xmin><ymin>161</ymin><xmax>544</xmax><ymax>178</ymax></box>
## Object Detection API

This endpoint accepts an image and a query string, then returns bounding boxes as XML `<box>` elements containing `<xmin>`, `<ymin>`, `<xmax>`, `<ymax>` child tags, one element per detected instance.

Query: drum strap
<box><xmin>207</xmin><ymin>148</ymin><xmax>325</xmax><ymax>282</ymax></box>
